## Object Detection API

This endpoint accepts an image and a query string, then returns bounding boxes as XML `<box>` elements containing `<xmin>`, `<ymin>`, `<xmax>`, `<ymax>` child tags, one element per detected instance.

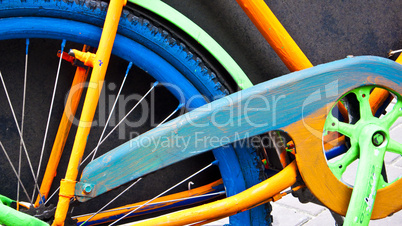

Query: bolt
<box><xmin>372</xmin><ymin>132</ymin><xmax>385</xmax><ymax>147</ymax></box>
<box><xmin>83</xmin><ymin>184</ymin><xmax>92</xmax><ymax>194</ymax></box>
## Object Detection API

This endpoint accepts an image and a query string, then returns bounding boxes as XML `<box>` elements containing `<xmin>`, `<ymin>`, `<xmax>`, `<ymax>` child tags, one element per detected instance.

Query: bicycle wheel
<box><xmin>0</xmin><ymin>0</ymin><xmax>270</xmax><ymax>225</ymax></box>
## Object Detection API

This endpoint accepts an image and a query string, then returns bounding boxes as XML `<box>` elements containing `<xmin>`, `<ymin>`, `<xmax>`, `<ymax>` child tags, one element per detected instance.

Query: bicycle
<box><xmin>0</xmin><ymin>0</ymin><xmax>401</xmax><ymax>225</ymax></box>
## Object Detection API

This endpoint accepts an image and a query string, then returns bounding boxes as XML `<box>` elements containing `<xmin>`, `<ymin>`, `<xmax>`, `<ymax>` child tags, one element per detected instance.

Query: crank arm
<box><xmin>76</xmin><ymin>56</ymin><xmax>402</xmax><ymax>201</ymax></box>
<box><xmin>343</xmin><ymin>124</ymin><xmax>388</xmax><ymax>225</ymax></box>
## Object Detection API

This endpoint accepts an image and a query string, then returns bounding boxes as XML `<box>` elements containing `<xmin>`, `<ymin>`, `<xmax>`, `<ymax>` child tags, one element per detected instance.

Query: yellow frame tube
<box><xmin>35</xmin><ymin>50</ymin><xmax>90</xmax><ymax>207</ymax></box>
<box><xmin>133</xmin><ymin>161</ymin><xmax>298</xmax><ymax>226</ymax></box>
<box><xmin>53</xmin><ymin>0</ymin><xmax>126</xmax><ymax>224</ymax></box>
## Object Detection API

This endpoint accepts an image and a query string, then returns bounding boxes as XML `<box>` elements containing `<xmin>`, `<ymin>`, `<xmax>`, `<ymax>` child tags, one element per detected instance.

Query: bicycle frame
<box><xmin>1</xmin><ymin>0</ymin><xmax>399</xmax><ymax>225</ymax></box>
<box><xmin>75</xmin><ymin>55</ymin><xmax>402</xmax><ymax>224</ymax></box>
<box><xmin>50</xmin><ymin>0</ymin><xmax>311</xmax><ymax>223</ymax></box>
<box><xmin>52</xmin><ymin>0</ymin><xmax>127</xmax><ymax>224</ymax></box>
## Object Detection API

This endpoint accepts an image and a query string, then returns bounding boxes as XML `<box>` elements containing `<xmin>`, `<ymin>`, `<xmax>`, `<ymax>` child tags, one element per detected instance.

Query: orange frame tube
<box><xmin>76</xmin><ymin>180</ymin><xmax>224</xmax><ymax>224</ymax></box>
<box><xmin>236</xmin><ymin>0</ymin><xmax>389</xmax><ymax>145</ymax></box>
<box><xmin>235</xmin><ymin>0</ymin><xmax>313</xmax><ymax>72</ymax></box>
<box><xmin>53</xmin><ymin>0</ymin><xmax>126</xmax><ymax>224</ymax></box>
<box><xmin>133</xmin><ymin>161</ymin><xmax>297</xmax><ymax>225</ymax></box>
<box><xmin>34</xmin><ymin>49</ymin><xmax>90</xmax><ymax>207</ymax></box>
<box><xmin>47</xmin><ymin>0</ymin><xmax>398</xmax><ymax>224</ymax></box>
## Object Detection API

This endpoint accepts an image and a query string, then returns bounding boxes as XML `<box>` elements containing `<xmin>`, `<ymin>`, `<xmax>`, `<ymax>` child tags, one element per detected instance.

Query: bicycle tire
<box><xmin>0</xmin><ymin>0</ymin><xmax>270</xmax><ymax>225</ymax></box>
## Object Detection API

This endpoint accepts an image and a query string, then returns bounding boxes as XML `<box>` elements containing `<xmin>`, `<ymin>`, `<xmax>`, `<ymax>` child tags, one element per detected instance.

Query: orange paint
<box><xmin>235</xmin><ymin>0</ymin><xmax>313</xmax><ymax>72</ymax></box>
<box><xmin>34</xmin><ymin>50</ymin><xmax>89</xmax><ymax>207</ymax></box>
<box><xmin>235</xmin><ymin>0</ymin><xmax>390</xmax><ymax>127</ymax></box>
<box><xmin>57</xmin><ymin>51</ymin><xmax>76</xmax><ymax>64</ymax></box>
<box><xmin>323</xmin><ymin>132</ymin><xmax>345</xmax><ymax>151</ymax></box>
<box><xmin>53</xmin><ymin>0</ymin><xmax>126</xmax><ymax>224</ymax></box>
<box><xmin>291</xmin><ymin>104</ymin><xmax>402</xmax><ymax>219</ymax></box>
<box><xmin>70</xmin><ymin>50</ymin><xmax>96</xmax><ymax>67</ymax></box>
<box><xmin>279</xmin><ymin>151</ymin><xmax>288</xmax><ymax>167</ymax></box>
<box><xmin>76</xmin><ymin>180</ymin><xmax>224</xmax><ymax>224</ymax></box>
<box><xmin>133</xmin><ymin>162</ymin><xmax>297</xmax><ymax>225</ymax></box>
<box><xmin>369</xmin><ymin>88</ymin><xmax>391</xmax><ymax>115</ymax></box>
<box><xmin>337</xmin><ymin>102</ymin><xmax>349</xmax><ymax>123</ymax></box>
<box><xmin>396</xmin><ymin>53</ymin><xmax>402</xmax><ymax>64</ymax></box>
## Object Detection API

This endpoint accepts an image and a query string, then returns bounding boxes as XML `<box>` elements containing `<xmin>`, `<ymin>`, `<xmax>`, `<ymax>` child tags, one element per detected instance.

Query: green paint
<box><xmin>0</xmin><ymin>201</ymin><xmax>48</xmax><ymax>226</ymax></box>
<box><xmin>372</xmin><ymin>132</ymin><xmax>385</xmax><ymax>146</ymax></box>
<box><xmin>324</xmin><ymin>85</ymin><xmax>402</xmax><ymax>225</ymax></box>
<box><xmin>343</xmin><ymin>125</ymin><xmax>387</xmax><ymax>225</ymax></box>
<box><xmin>0</xmin><ymin>194</ymin><xmax>14</xmax><ymax>206</ymax></box>
<box><xmin>128</xmin><ymin>0</ymin><xmax>253</xmax><ymax>89</ymax></box>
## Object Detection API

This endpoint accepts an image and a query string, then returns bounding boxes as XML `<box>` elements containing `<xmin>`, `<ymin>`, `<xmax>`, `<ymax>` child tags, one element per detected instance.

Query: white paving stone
<box><xmin>204</xmin><ymin>218</ymin><xmax>230</xmax><ymax>226</ymax></box>
<box><xmin>395</xmin><ymin>157</ymin><xmax>402</xmax><ymax>168</ymax></box>
<box><xmin>384</xmin><ymin>152</ymin><xmax>401</xmax><ymax>164</ymax></box>
<box><xmin>303</xmin><ymin>209</ymin><xmax>336</xmax><ymax>226</ymax></box>
<box><xmin>271</xmin><ymin>203</ymin><xmax>311</xmax><ymax>226</ymax></box>
<box><xmin>273</xmin><ymin>195</ymin><xmax>326</xmax><ymax>216</ymax></box>
<box><xmin>369</xmin><ymin>211</ymin><xmax>402</xmax><ymax>226</ymax></box>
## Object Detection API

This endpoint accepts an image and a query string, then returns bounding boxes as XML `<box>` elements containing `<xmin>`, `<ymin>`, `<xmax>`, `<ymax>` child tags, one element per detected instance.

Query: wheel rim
<box><xmin>0</xmin><ymin>17</ymin><xmax>245</xmax><ymax>224</ymax></box>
